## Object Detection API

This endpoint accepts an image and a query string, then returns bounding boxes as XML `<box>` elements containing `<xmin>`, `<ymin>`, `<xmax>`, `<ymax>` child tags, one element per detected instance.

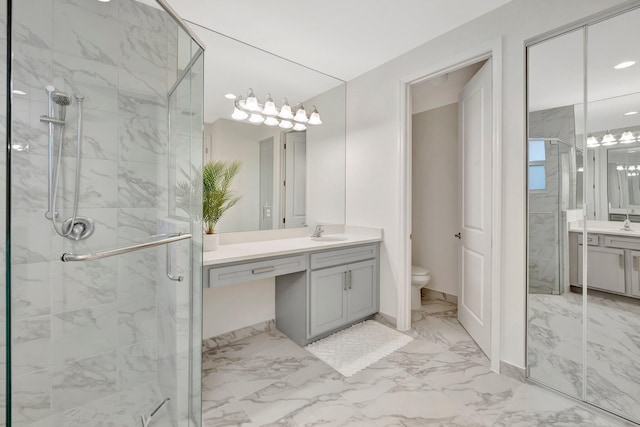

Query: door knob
<box><xmin>455</xmin><ymin>232</ymin><xmax>461</xmax><ymax>239</ymax></box>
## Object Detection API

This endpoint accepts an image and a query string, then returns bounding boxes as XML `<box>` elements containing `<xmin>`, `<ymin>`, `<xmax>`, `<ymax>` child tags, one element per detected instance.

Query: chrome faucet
<box><xmin>623</xmin><ymin>218</ymin><xmax>632</xmax><ymax>231</ymax></box>
<box><xmin>311</xmin><ymin>224</ymin><xmax>324</xmax><ymax>238</ymax></box>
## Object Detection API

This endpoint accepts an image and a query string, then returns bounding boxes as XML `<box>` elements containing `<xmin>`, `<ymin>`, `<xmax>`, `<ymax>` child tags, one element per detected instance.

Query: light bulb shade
<box><xmin>245</xmin><ymin>88</ymin><xmax>259</xmax><ymax>111</ymax></box>
<box><xmin>617</xmin><ymin>165</ymin><xmax>625</xmax><ymax>171</ymax></box>
<box><xmin>249</xmin><ymin>113</ymin><xmax>265</xmax><ymax>124</ymax></box>
<box><xmin>601</xmin><ymin>132</ymin><xmax>617</xmax><ymax>144</ymax></box>
<box><xmin>262</xmin><ymin>93</ymin><xmax>278</xmax><ymax>116</ymax></box>
<box><xmin>586</xmin><ymin>135</ymin><xmax>599</xmax><ymax>146</ymax></box>
<box><xmin>278</xmin><ymin>101</ymin><xmax>293</xmax><ymax>119</ymax></box>
<box><xmin>630</xmin><ymin>165</ymin><xmax>637</xmax><ymax>171</ymax></box>
<box><xmin>279</xmin><ymin>120</ymin><xmax>293</xmax><ymax>129</ymax></box>
<box><xmin>294</xmin><ymin>106</ymin><xmax>308</xmax><ymax>123</ymax></box>
<box><xmin>308</xmin><ymin>106</ymin><xmax>322</xmax><ymax>125</ymax></box>
<box><xmin>293</xmin><ymin>123</ymin><xmax>307</xmax><ymax>131</ymax></box>
<box><xmin>620</xmin><ymin>131</ymin><xmax>636</xmax><ymax>143</ymax></box>
<box><xmin>264</xmin><ymin>117</ymin><xmax>279</xmax><ymax>126</ymax></box>
<box><xmin>231</xmin><ymin>107</ymin><xmax>248</xmax><ymax>120</ymax></box>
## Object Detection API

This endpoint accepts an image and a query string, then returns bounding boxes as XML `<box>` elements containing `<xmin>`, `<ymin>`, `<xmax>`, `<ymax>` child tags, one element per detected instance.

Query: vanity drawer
<box><xmin>604</xmin><ymin>235</ymin><xmax>640</xmax><ymax>251</ymax></box>
<box><xmin>577</xmin><ymin>234</ymin><xmax>600</xmax><ymax>246</ymax></box>
<box><xmin>208</xmin><ymin>255</ymin><xmax>306</xmax><ymax>288</ymax></box>
<box><xmin>310</xmin><ymin>244</ymin><xmax>377</xmax><ymax>270</ymax></box>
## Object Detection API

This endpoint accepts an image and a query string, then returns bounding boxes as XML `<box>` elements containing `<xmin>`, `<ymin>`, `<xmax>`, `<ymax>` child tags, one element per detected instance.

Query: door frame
<box><xmin>398</xmin><ymin>38</ymin><xmax>503</xmax><ymax>372</ymax></box>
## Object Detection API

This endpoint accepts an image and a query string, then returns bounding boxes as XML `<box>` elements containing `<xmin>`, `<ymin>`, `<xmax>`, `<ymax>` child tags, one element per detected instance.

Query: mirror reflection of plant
<box><xmin>176</xmin><ymin>160</ymin><xmax>241</xmax><ymax>234</ymax></box>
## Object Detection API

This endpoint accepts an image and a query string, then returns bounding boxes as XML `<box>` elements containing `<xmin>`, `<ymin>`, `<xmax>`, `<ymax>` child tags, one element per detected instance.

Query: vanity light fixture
<box><xmin>614</xmin><ymin>61</ymin><xmax>636</xmax><ymax>69</ymax></box>
<box><xmin>625</xmin><ymin>111</ymin><xmax>638</xmax><ymax>116</ymax></box>
<box><xmin>228</xmin><ymin>89</ymin><xmax>322</xmax><ymax>130</ymax></box>
<box><xmin>617</xmin><ymin>165</ymin><xmax>625</xmax><ymax>171</ymax></box>
<box><xmin>586</xmin><ymin>135</ymin><xmax>600</xmax><ymax>147</ymax></box>
<box><xmin>620</xmin><ymin>131</ymin><xmax>636</xmax><ymax>144</ymax></box>
<box><xmin>629</xmin><ymin>165</ymin><xmax>637</xmax><ymax>171</ymax></box>
<box><xmin>601</xmin><ymin>131</ymin><xmax>618</xmax><ymax>146</ymax></box>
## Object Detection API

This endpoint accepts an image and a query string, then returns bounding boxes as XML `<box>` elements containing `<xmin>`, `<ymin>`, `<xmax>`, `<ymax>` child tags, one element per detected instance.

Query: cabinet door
<box><xmin>309</xmin><ymin>265</ymin><xmax>348</xmax><ymax>337</ymax></box>
<box><xmin>630</xmin><ymin>250</ymin><xmax>640</xmax><ymax>297</ymax></box>
<box><xmin>347</xmin><ymin>260</ymin><xmax>378</xmax><ymax>321</ymax></box>
<box><xmin>578</xmin><ymin>245</ymin><xmax>626</xmax><ymax>294</ymax></box>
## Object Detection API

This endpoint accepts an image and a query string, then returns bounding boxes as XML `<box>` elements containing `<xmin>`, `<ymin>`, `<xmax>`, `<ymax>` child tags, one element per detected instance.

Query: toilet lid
<box><xmin>411</xmin><ymin>265</ymin><xmax>430</xmax><ymax>276</ymax></box>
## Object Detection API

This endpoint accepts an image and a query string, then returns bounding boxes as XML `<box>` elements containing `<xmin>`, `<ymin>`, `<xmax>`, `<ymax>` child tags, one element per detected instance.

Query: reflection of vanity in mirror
<box><xmin>527</xmin><ymin>6</ymin><xmax>640</xmax><ymax>424</ymax></box>
<box><xmin>192</xmin><ymin>26</ymin><xmax>346</xmax><ymax>233</ymax></box>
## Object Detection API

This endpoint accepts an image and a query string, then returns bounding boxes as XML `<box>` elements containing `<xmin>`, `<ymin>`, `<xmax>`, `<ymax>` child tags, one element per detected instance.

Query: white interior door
<box><xmin>458</xmin><ymin>59</ymin><xmax>492</xmax><ymax>356</ymax></box>
<box><xmin>283</xmin><ymin>131</ymin><xmax>307</xmax><ymax>228</ymax></box>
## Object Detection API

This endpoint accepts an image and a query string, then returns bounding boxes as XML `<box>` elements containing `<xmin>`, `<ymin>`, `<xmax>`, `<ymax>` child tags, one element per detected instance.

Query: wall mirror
<box><xmin>187</xmin><ymin>25</ymin><xmax>346</xmax><ymax>233</ymax></box>
<box><xmin>527</xmin><ymin>6</ymin><xmax>640</xmax><ymax>424</ymax></box>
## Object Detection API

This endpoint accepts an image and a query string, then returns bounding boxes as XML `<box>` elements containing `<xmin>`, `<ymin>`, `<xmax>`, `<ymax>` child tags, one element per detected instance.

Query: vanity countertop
<box><xmin>203</xmin><ymin>226</ymin><xmax>383</xmax><ymax>266</ymax></box>
<box><xmin>568</xmin><ymin>220</ymin><xmax>640</xmax><ymax>237</ymax></box>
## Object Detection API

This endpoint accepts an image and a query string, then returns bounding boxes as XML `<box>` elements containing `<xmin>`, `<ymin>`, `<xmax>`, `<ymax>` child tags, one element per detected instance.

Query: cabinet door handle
<box><xmin>348</xmin><ymin>270</ymin><xmax>352</xmax><ymax>289</ymax></box>
<box><xmin>634</xmin><ymin>256</ymin><xmax>639</xmax><ymax>271</ymax></box>
<box><xmin>619</xmin><ymin>254</ymin><xmax>624</xmax><ymax>269</ymax></box>
<box><xmin>252</xmin><ymin>266</ymin><xmax>275</xmax><ymax>274</ymax></box>
<box><xmin>343</xmin><ymin>271</ymin><xmax>348</xmax><ymax>291</ymax></box>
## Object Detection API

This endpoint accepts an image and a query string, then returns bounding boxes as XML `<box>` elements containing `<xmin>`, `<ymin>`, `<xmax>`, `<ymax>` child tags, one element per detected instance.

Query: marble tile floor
<box><xmin>202</xmin><ymin>299</ymin><xmax>633</xmax><ymax>426</ymax></box>
<box><xmin>528</xmin><ymin>290</ymin><xmax>640</xmax><ymax>424</ymax></box>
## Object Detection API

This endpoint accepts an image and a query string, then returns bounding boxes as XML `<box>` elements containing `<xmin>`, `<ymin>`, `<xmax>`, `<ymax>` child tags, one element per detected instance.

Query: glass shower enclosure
<box><xmin>2</xmin><ymin>0</ymin><xmax>204</xmax><ymax>425</ymax></box>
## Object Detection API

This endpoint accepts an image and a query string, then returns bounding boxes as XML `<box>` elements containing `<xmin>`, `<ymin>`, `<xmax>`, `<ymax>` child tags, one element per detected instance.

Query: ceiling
<box><xmin>165</xmin><ymin>0</ymin><xmax>512</xmax><ymax>81</ymax></box>
<box><xmin>528</xmin><ymin>7</ymin><xmax>640</xmax><ymax>133</ymax></box>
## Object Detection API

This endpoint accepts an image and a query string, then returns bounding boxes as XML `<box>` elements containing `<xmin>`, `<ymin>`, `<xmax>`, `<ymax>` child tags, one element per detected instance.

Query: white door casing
<box><xmin>283</xmin><ymin>131</ymin><xmax>307</xmax><ymax>228</ymax></box>
<box><xmin>458</xmin><ymin>59</ymin><xmax>493</xmax><ymax>356</ymax></box>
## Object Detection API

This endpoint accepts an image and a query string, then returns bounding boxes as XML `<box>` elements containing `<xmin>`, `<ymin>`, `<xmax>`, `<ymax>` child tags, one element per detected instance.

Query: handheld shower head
<box><xmin>52</xmin><ymin>93</ymin><xmax>71</xmax><ymax>106</ymax></box>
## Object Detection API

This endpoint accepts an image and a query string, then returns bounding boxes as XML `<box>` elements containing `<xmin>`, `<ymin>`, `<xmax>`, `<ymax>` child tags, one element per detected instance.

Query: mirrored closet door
<box><xmin>527</xmin><ymin>5</ymin><xmax>640</xmax><ymax>424</ymax></box>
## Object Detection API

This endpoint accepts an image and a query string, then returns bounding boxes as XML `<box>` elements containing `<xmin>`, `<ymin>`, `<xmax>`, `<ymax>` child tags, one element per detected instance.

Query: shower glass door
<box><xmin>7</xmin><ymin>0</ymin><xmax>203</xmax><ymax>425</ymax></box>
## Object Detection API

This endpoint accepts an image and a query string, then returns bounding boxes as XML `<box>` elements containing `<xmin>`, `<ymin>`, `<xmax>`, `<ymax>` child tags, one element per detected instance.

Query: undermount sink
<box><xmin>310</xmin><ymin>236</ymin><xmax>348</xmax><ymax>242</ymax></box>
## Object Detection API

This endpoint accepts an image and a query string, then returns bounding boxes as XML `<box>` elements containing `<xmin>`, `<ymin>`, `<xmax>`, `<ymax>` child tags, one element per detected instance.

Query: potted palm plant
<box><xmin>176</xmin><ymin>160</ymin><xmax>241</xmax><ymax>251</ymax></box>
<box><xmin>202</xmin><ymin>160</ymin><xmax>241</xmax><ymax>251</ymax></box>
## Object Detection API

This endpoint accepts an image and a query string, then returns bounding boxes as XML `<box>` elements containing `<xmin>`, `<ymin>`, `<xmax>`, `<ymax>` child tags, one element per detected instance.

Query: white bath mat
<box><xmin>305</xmin><ymin>320</ymin><xmax>413</xmax><ymax>377</ymax></box>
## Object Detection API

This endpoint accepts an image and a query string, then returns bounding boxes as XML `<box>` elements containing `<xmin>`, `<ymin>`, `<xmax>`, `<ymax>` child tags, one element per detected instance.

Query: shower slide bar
<box><xmin>60</xmin><ymin>232</ymin><xmax>191</xmax><ymax>262</ymax></box>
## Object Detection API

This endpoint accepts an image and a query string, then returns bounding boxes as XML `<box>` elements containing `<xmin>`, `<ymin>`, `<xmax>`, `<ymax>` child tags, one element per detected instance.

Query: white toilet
<box><xmin>411</xmin><ymin>265</ymin><xmax>431</xmax><ymax>310</ymax></box>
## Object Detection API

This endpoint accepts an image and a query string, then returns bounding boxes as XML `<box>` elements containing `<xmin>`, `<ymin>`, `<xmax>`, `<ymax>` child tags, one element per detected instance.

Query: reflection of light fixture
<box><xmin>578</xmin><ymin>166</ymin><xmax>584</xmax><ymax>173</ymax></box>
<box><xmin>264</xmin><ymin>117</ymin><xmax>279</xmax><ymax>126</ymax></box>
<box><xmin>12</xmin><ymin>89</ymin><xmax>27</xmax><ymax>95</ymax></box>
<box><xmin>262</xmin><ymin>93</ymin><xmax>278</xmax><ymax>116</ymax></box>
<box><xmin>614</xmin><ymin>61</ymin><xmax>636</xmax><ymax>69</ymax></box>
<box><xmin>624</xmin><ymin>111</ymin><xmax>638</xmax><ymax>116</ymax></box>
<box><xmin>279</xmin><ymin>120</ymin><xmax>293</xmax><ymax>129</ymax></box>
<box><xmin>227</xmin><ymin>89</ymin><xmax>322</xmax><ymax>129</ymax></box>
<box><xmin>587</xmin><ymin>135</ymin><xmax>600</xmax><ymax>147</ymax></box>
<box><xmin>620</xmin><ymin>131</ymin><xmax>636</xmax><ymax>144</ymax></box>
<box><xmin>249</xmin><ymin>113</ymin><xmax>265</xmax><ymax>124</ymax></box>
<box><xmin>224</xmin><ymin>93</ymin><xmax>237</xmax><ymax>100</ymax></box>
<box><xmin>617</xmin><ymin>165</ymin><xmax>625</xmax><ymax>171</ymax></box>
<box><xmin>630</xmin><ymin>165</ymin><xmax>636</xmax><ymax>171</ymax></box>
<box><xmin>601</xmin><ymin>131</ymin><xmax>618</xmax><ymax>146</ymax></box>
<box><xmin>245</xmin><ymin>88</ymin><xmax>260</xmax><ymax>111</ymax></box>
<box><xmin>278</xmin><ymin>99</ymin><xmax>294</xmax><ymax>119</ymax></box>
<box><xmin>308</xmin><ymin>105</ymin><xmax>322</xmax><ymax>125</ymax></box>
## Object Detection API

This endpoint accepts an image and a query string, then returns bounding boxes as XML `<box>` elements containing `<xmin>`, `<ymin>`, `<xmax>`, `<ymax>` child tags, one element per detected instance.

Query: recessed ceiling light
<box><xmin>224</xmin><ymin>93</ymin><xmax>236</xmax><ymax>100</ymax></box>
<box><xmin>97</xmin><ymin>0</ymin><xmax>111</xmax><ymax>2</ymax></box>
<box><xmin>12</xmin><ymin>89</ymin><xmax>27</xmax><ymax>95</ymax></box>
<box><xmin>624</xmin><ymin>111</ymin><xmax>638</xmax><ymax>116</ymax></box>
<box><xmin>614</xmin><ymin>61</ymin><xmax>636</xmax><ymax>69</ymax></box>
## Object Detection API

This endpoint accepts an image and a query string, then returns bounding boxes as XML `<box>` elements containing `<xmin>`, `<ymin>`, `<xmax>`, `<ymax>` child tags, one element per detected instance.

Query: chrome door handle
<box><xmin>454</xmin><ymin>233</ymin><xmax>461</xmax><ymax>239</ymax></box>
<box><xmin>343</xmin><ymin>271</ymin><xmax>348</xmax><ymax>291</ymax></box>
<box><xmin>348</xmin><ymin>270</ymin><xmax>352</xmax><ymax>289</ymax></box>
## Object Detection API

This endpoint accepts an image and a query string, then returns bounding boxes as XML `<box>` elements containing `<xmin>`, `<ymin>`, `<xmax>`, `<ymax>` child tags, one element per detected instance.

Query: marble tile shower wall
<box><xmin>9</xmin><ymin>0</ymin><xmax>181</xmax><ymax>425</ymax></box>
<box><xmin>529</xmin><ymin>106</ymin><xmax>577</xmax><ymax>295</ymax></box>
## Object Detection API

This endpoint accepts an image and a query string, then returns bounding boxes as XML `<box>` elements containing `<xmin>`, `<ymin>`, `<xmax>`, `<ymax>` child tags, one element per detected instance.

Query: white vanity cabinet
<box><xmin>577</xmin><ymin>244</ymin><xmax>626</xmax><ymax>294</ymax></box>
<box><xmin>570</xmin><ymin>231</ymin><xmax>640</xmax><ymax>297</ymax></box>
